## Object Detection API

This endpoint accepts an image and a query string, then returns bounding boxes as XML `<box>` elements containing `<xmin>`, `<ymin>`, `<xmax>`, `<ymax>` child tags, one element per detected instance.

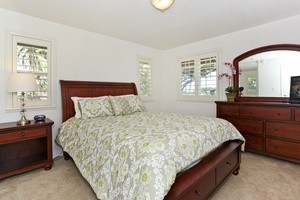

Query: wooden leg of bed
<box><xmin>233</xmin><ymin>165</ymin><xmax>240</xmax><ymax>175</ymax></box>
<box><xmin>63</xmin><ymin>151</ymin><xmax>70</xmax><ymax>160</ymax></box>
<box><xmin>44</xmin><ymin>164</ymin><xmax>52</xmax><ymax>171</ymax></box>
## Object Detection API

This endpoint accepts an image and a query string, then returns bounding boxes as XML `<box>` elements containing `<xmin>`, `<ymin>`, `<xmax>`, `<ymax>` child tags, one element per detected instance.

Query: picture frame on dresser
<box><xmin>289</xmin><ymin>76</ymin><xmax>300</xmax><ymax>103</ymax></box>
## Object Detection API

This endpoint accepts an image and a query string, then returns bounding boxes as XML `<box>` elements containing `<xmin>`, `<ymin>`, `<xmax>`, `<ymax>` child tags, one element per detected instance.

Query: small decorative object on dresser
<box><xmin>0</xmin><ymin>118</ymin><xmax>54</xmax><ymax>179</ymax></box>
<box><xmin>216</xmin><ymin>101</ymin><xmax>300</xmax><ymax>164</ymax></box>
<box><xmin>34</xmin><ymin>115</ymin><xmax>46</xmax><ymax>121</ymax></box>
<box><xmin>218</xmin><ymin>62</ymin><xmax>243</xmax><ymax>102</ymax></box>
<box><xmin>225</xmin><ymin>92</ymin><xmax>236</xmax><ymax>102</ymax></box>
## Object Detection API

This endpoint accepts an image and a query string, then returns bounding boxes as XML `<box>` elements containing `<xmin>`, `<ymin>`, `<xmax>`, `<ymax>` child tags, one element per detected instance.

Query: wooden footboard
<box><xmin>164</xmin><ymin>140</ymin><xmax>243</xmax><ymax>200</ymax></box>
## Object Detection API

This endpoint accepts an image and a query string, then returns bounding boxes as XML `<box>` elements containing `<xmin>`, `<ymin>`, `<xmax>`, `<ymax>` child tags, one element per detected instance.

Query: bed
<box><xmin>56</xmin><ymin>80</ymin><xmax>244</xmax><ymax>200</ymax></box>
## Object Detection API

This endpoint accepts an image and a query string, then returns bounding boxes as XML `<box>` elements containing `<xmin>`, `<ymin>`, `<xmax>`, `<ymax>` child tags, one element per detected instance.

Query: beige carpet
<box><xmin>1</xmin><ymin>152</ymin><xmax>299</xmax><ymax>200</ymax></box>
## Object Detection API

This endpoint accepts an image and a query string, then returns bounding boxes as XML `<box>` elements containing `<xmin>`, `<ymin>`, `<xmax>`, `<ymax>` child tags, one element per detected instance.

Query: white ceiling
<box><xmin>1</xmin><ymin>0</ymin><xmax>300</xmax><ymax>50</ymax></box>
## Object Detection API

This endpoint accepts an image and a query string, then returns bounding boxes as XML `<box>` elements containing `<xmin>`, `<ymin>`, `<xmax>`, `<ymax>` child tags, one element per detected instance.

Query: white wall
<box><xmin>162</xmin><ymin>14</ymin><xmax>300</xmax><ymax>117</ymax></box>
<box><xmin>0</xmin><ymin>8</ymin><xmax>163</xmax><ymax>157</ymax></box>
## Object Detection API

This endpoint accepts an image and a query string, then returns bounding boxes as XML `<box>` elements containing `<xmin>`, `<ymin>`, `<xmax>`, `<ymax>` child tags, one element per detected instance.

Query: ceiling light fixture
<box><xmin>151</xmin><ymin>0</ymin><xmax>174</xmax><ymax>11</ymax></box>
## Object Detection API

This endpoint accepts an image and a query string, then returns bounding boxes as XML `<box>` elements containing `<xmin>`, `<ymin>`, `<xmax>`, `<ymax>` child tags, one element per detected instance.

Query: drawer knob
<box><xmin>21</xmin><ymin>132</ymin><xmax>25</xmax><ymax>136</ymax></box>
<box><xmin>251</xmin><ymin>125</ymin><xmax>255</xmax><ymax>128</ymax></box>
<box><xmin>277</xmin><ymin>113</ymin><xmax>281</xmax><ymax>116</ymax></box>
<box><xmin>195</xmin><ymin>190</ymin><xmax>202</xmax><ymax>196</ymax></box>
<box><xmin>226</xmin><ymin>161</ymin><xmax>232</xmax><ymax>166</ymax></box>
<box><xmin>274</xmin><ymin>128</ymin><xmax>278</xmax><ymax>131</ymax></box>
<box><xmin>251</xmin><ymin>141</ymin><xmax>255</xmax><ymax>144</ymax></box>
<box><xmin>274</xmin><ymin>145</ymin><xmax>278</xmax><ymax>149</ymax></box>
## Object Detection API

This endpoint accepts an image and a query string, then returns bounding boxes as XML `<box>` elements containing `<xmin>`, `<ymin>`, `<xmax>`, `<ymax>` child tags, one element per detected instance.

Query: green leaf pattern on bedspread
<box><xmin>56</xmin><ymin>112</ymin><xmax>244</xmax><ymax>200</ymax></box>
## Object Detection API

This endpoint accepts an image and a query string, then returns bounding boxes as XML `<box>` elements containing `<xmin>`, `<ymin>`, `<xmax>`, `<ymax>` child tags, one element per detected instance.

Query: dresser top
<box><xmin>215</xmin><ymin>101</ymin><xmax>300</xmax><ymax>107</ymax></box>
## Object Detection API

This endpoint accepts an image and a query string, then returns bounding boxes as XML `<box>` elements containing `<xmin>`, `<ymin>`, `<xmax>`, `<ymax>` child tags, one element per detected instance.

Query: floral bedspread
<box><xmin>56</xmin><ymin>112</ymin><xmax>244</xmax><ymax>200</ymax></box>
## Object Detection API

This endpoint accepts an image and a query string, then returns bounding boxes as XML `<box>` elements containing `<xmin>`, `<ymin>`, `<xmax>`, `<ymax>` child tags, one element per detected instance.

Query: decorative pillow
<box><xmin>71</xmin><ymin>96</ymin><xmax>88</xmax><ymax>118</ymax></box>
<box><xmin>77</xmin><ymin>96</ymin><xmax>114</xmax><ymax>119</ymax></box>
<box><xmin>109</xmin><ymin>95</ymin><xmax>147</xmax><ymax>116</ymax></box>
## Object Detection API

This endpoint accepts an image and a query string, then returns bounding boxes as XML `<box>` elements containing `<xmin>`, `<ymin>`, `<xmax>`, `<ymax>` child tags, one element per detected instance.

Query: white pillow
<box><xmin>71</xmin><ymin>97</ymin><xmax>86</xmax><ymax>118</ymax></box>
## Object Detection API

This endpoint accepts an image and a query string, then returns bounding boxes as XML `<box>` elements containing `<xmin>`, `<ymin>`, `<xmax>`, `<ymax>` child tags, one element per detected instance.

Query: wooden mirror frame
<box><xmin>233</xmin><ymin>44</ymin><xmax>300</xmax><ymax>102</ymax></box>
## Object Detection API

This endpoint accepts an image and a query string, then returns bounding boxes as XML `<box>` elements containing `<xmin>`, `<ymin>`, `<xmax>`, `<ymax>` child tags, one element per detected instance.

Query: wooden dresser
<box><xmin>216</xmin><ymin>101</ymin><xmax>300</xmax><ymax>164</ymax></box>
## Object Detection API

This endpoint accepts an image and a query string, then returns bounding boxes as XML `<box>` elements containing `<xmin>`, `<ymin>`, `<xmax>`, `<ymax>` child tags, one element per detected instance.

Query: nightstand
<box><xmin>0</xmin><ymin>118</ymin><xmax>54</xmax><ymax>179</ymax></box>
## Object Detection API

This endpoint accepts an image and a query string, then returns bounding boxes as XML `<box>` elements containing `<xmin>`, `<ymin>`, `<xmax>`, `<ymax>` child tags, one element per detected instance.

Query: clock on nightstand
<box><xmin>0</xmin><ymin>118</ymin><xmax>54</xmax><ymax>179</ymax></box>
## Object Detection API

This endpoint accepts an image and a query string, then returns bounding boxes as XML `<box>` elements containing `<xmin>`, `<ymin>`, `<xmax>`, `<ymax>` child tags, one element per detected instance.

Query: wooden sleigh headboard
<box><xmin>60</xmin><ymin>80</ymin><xmax>138</xmax><ymax>122</ymax></box>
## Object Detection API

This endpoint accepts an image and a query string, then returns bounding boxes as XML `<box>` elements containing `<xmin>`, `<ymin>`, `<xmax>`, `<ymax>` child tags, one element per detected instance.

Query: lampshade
<box><xmin>152</xmin><ymin>0</ymin><xmax>174</xmax><ymax>10</ymax></box>
<box><xmin>7</xmin><ymin>73</ymin><xmax>38</xmax><ymax>92</ymax></box>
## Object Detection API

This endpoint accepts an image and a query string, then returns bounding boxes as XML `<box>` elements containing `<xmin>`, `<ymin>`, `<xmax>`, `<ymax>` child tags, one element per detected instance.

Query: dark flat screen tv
<box><xmin>289</xmin><ymin>76</ymin><xmax>300</xmax><ymax>103</ymax></box>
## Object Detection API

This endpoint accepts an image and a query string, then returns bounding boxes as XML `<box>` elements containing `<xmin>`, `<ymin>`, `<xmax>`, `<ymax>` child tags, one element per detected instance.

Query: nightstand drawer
<box><xmin>0</xmin><ymin>128</ymin><xmax>46</xmax><ymax>143</ymax></box>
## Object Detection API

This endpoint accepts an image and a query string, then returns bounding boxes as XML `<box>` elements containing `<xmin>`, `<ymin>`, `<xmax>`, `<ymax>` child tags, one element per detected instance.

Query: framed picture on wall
<box><xmin>289</xmin><ymin>76</ymin><xmax>300</xmax><ymax>103</ymax></box>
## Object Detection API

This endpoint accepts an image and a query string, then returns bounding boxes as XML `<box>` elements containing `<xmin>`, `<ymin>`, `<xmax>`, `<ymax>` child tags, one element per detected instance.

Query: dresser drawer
<box><xmin>0</xmin><ymin>128</ymin><xmax>46</xmax><ymax>143</ymax></box>
<box><xmin>182</xmin><ymin>170</ymin><xmax>215</xmax><ymax>200</ymax></box>
<box><xmin>216</xmin><ymin>149</ymin><xmax>238</xmax><ymax>185</ymax></box>
<box><xmin>295</xmin><ymin>108</ymin><xmax>300</xmax><ymax>122</ymax></box>
<box><xmin>266</xmin><ymin>138</ymin><xmax>300</xmax><ymax>160</ymax></box>
<box><xmin>243</xmin><ymin>134</ymin><xmax>263</xmax><ymax>151</ymax></box>
<box><xmin>218</xmin><ymin>104</ymin><xmax>240</xmax><ymax>117</ymax></box>
<box><xmin>225</xmin><ymin>117</ymin><xmax>263</xmax><ymax>135</ymax></box>
<box><xmin>241</xmin><ymin>106</ymin><xmax>292</xmax><ymax>121</ymax></box>
<box><xmin>266</xmin><ymin>122</ymin><xmax>300</xmax><ymax>141</ymax></box>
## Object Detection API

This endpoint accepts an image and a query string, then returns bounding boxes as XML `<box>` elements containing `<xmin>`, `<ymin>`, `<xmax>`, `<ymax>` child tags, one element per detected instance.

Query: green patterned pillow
<box><xmin>109</xmin><ymin>95</ymin><xmax>147</xmax><ymax>116</ymax></box>
<box><xmin>78</xmin><ymin>96</ymin><xmax>114</xmax><ymax>119</ymax></box>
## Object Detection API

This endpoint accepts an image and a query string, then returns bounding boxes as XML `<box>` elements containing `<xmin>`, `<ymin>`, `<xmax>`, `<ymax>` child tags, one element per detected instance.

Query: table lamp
<box><xmin>7</xmin><ymin>73</ymin><xmax>38</xmax><ymax>125</ymax></box>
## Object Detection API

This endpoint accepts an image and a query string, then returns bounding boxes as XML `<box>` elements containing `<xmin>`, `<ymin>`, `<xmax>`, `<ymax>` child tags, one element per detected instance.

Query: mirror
<box><xmin>233</xmin><ymin>44</ymin><xmax>300</xmax><ymax>102</ymax></box>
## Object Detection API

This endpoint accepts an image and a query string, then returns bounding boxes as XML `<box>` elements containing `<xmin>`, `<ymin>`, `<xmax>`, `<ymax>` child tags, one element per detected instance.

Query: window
<box><xmin>179</xmin><ymin>51</ymin><xmax>218</xmax><ymax>101</ymax></box>
<box><xmin>248</xmin><ymin>77</ymin><xmax>257</xmax><ymax>92</ymax></box>
<box><xmin>7</xmin><ymin>34</ymin><xmax>53</xmax><ymax>109</ymax></box>
<box><xmin>138</xmin><ymin>57</ymin><xmax>152</xmax><ymax>100</ymax></box>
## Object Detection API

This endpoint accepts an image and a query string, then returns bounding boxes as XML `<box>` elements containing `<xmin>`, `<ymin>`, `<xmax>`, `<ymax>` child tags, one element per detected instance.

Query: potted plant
<box><xmin>218</xmin><ymin>62</ymin><xmax>244</xmax><ymax>102</ymax></box>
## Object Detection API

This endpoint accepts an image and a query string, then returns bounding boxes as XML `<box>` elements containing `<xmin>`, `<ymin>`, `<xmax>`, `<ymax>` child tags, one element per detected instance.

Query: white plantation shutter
<box><xmin>180</xmin><ymin>60</ymin><xmax>196</xmax><ymax>95</ymax></box>
<box><xmin>179</xmin><ymin>51</ymin><xmax>219</xmax><ymax>101</ymax></box>
<box><xmin>199</xmin><ymin>56</ymin><xmax>217</xmax><ymax>96</ymax></box>
<box><xmin>138</xmin><ymin>57</ymin><xmax>153</xmax><ymax>100</ymax></box>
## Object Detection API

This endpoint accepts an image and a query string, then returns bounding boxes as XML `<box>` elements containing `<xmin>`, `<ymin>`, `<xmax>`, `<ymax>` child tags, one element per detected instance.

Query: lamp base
<box><xmin>17</xmin><ymin>115</ymin><xmax>31</xmax><ymax>126</ymax></box>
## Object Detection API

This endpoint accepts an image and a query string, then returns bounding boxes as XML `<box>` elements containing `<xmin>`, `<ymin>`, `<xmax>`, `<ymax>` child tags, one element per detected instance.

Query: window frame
<box><xmin>178</xmin><ymin>51</ymin><xmax>219</xmax><ymax>102</ymax></box>
<box><xmin>137</xmin><ymin>56</ymin><xmax>153</xmax><ymax>101</ymax></box>
<box><xmin>6</xmin><ymin>32</ymin><xmax>56</xmax><ymax>110</ymax></box>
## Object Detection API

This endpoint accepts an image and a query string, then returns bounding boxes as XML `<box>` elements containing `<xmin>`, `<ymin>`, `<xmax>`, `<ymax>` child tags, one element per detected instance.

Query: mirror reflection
<box><xmin>239</xmin><ymin>50</ymin><xmax>300</xmax><ymax>97</ymax></box>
